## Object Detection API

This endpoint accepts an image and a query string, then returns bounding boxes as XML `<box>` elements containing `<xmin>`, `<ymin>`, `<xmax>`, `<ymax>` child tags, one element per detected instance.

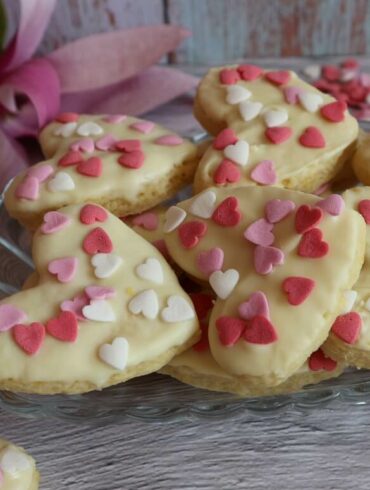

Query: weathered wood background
<box><xmin>5</xmin><ymin>0</ymin><xmax>370</xmax><ymax>63</ymax></box>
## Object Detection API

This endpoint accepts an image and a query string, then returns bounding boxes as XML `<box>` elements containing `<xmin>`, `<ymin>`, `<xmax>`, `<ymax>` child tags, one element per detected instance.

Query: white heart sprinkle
<box><xmin>0</xmin><ymin>448</ymin><xmax>31</xmax><ymax>477</ymax></box>
<box><xmin>136</xmin><ymin>258</ymin><xmax>164</xmax><ymax>284</ymax></box>
<box><xmin>303</xmin><ymin>65</ymin><xmax>321</xmax><ymax>80</ymax></box>
<box><xmin>239</xmin><ymin>100</ymin><xmax>263</xmax><ymax>121</ymax></box>
<box><xmin>209</xmin><ymin>269</ymin><xmax>239</xmax><ymax>299</ymax></box>
<box><xmin>53</xmin><ymin>122</ymin><xmax>77</xmax><ymax>138</ymax></box>
<box><xmin>224</xmin><ymin>140</ymin><xmax>249</xmax><ymax>167</ymax></box>
<box><xmin>163</xmin><ymin>206</ymin><xmax>186</xmax><ymax>233</ymax></box>
<box><xmin>298</xmin><ymin>91</ymin><xmax>323</xmax><ymax>112</ymax></box>
<box><xmin>342</xmin><ymin>290</ymin><xmax>358</xmax><ymax>313</ymax></box>
<box><xmin>161</xmin><ymin>295</ymin><xmax>195</xmax><ymax>323</ymax></box>
<box><xmin>128</xmin><ymin>289</ymin><xmax>159</xmax><ymax>319</ymax></box>
<box><xmin>263</xmin><ymin>109</ymin><xmax>288</xmax><ymax>127</ymax></box>
<box><xmin>189</xmin><ymin>190</ymin><xmax>217</xmax><ymax>219</ymax></box>
<box><xmin>48</xmin><ymin>172</ymin><xmax>75</xmax><ymax>192</ymax></box>
<box><xmin>99</xmin><ymin>337</ymin><xmax>128</xmax><ymax>371</ymax></box>
<box><xmin>83</xmin><ymin>299</ymin><xmax>116</xmax><ymax>322</ymax></box>
<box><xmin>341</xmin><ymin>69</ymin><xmax>356</xmax><ymax>82</ymax></box>
<box><xmin>91</xmin><ymin>253</ymin><xmax>123</xmax><ymax>279</ymax></box>
<box><xmin>77</xmin><ymin>121</ymin><xmax>104</xmax><ymax>137</ymax></box>
<box><xmin>226</xmin><ymin>85</ymin><xmax>251</xmax><ymax>104</ymax></box>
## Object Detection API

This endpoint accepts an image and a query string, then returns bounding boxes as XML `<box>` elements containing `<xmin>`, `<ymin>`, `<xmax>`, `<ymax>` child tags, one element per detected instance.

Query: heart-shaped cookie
<box><xmin>193</xmin><ymin>64</ymin><xmax>358</xmax><ymax>194</ymax></box>
<box><xmin>164</xmin><ymin>186</ymin><xmax>365</xmax><ymax>388</ymax></box>
<box><xmin>0</xmin><ymin>203</ymin><xmax>198</xmax><ymax>394</ymax></box>
<box><xmin>5</xmin><ymin>114</ymin><xmax>197</xmax><ymax>230</ymax></box>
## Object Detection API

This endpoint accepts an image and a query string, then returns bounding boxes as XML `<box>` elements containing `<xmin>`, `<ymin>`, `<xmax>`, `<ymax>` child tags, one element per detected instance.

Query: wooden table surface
<box><xmin>2</xmin><ymin>57</ymin><xmax>370</xmax><ymax>490</ymax></box>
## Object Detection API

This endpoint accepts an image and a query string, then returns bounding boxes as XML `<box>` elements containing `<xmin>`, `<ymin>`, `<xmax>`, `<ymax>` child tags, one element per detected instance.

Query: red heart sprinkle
<box><xmin>299</xmin><ymin>126</ymin><xmax>326</xmax><ymax>148</ymax></box>
<box><xmin>282</xmin><ymin>276</ymin><xmax>315</xmax><ymax>305</ymax></box>
<box><xmin>213</xmin><ymin>159</ymin><xmax>241</xmax><ymax>184</ymax></box>
<box><xmin>219</xmin><ymin>68</ymin><xmax>240</xmax><ymax>85</ymax></box>
<box><xmin>212</xmin><ymin>196</ymin><xmax>241</xmax><ymax>227</ymax></box>
<box><xmin>83</xmin><ymin>227</ymin><xmax>113</xmax><ymax>254</ymax></box>
<box><xmin>298</xmin><ymin>228</ymin><xmax>329</xmax><ymax>258</ymax></box>
<box><xmin>331</xmin><ymin>312</ymin><xmax>362</xmax><ymax>344</ymax></box>
<box><xmin>342</xmin><ymin>58</ymin><xmax>358</xmax><ymax>69</ymax></box>
<box><xmin>115</xmin><ymin>139</ymin><xmax>142</xmax><ymax>152</ymax></box>
<box><xmin>193</xmin><ymin>322</ymin><xmax>209</xmax><ymax>352</ymax></box>
<box><xmin>178</xmin><ymin>221</ymin><xmax>207</xmax><ymax>249</ymax></box>
<box><xmin>55</xmin><ymin>112</ymin><xmax>79</xmax><ymax>123</ymax></box>
<box><xmin>58</xmin><ymin>151</ymin><xmax>83</xmax><ymax>167</ymax></box>
<box><xmin>12</xmin><ymin>322</ymin><xmax>45</xmax><ymax>355</ymax></box>
<box><xmin>320</xmin><ymin>101</ymin><xmax>347</xmax><ymax>122</ymax></box>
<box><xmin>46</xmin><ymin>311</ymin><xmax>78</xmax><ymax>342</ymax></box>
<box><xmin>265</xmin><ymin>70</ymin><xmax>291</xmax><ymax>85</ymax></box>
<box><xmin>243</xmin><ymin>315</ymin><xmax>278</xmax><ymax>344</ymax></box>
<box><xmin>118</xmin><ymin>150</ymin><xmax>145</xmax><ymax>169</ymax></box>
<box><xmin>80</xmin><ymin>204</ymin><xmax>108</xmax><ymax>225</ymax></box>
<box><xmin>189</xmin><ymin>292</ymin><xmax>214</xmax><ymax>321</ymax></box>
<box><xmin>213</xmin><ymin>128</ymin><xmax>238</xmax><ymax>150</ymax></box>
<box><xmin>237</xmin><ymin>64</ymin><xmax>263</xmax><ymax>81</ymax></box>
<box><xmin>358</xmin><ymin>200</ymin><xmax>370</xmax><ymax>224</ymax></box>
<box><xmin>77</xmin><ymin>157</ymin><xmax>102</xmax><ymax>177</ymax></box>
<box><xmin>308</xmin><ymin>348</ymin><xmax>337</xmax><ymax>372</ymax></box>
<box><xmin>322</xmin><ymin>65</ymin><xmax>340</xmax><ymax>81</ymax></box>
<box><xmin>295</xmin><ymin>205</ymin><xmax>323</xmax><ymax>234</ymax></box>
<box><xmin>265</xmin><ymin>126</ymin><xmax>292</xmax><ymax>144</ymax></box>
<box><xmin>216</xmin><ymin>316</ymin><xmax>245</xmax><ymax>346</ymax></box>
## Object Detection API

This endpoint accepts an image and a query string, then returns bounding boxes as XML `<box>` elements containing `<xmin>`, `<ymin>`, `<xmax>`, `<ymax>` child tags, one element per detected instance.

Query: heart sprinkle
<box><xmin>99</xmin><ymin>337</ymin><xmax>129</xmax><ymax>370</ymax></box>
<box><xmin>298</xmin><ymin>228</ymin><xmax>329</xmax><ymax>258</ymax></box>
<box><xmin>83</xmin><ymin>228</ymin><xmax>113</xmax><ymax>255</ymax></box>
<box><xmin>282</xmin><ymin>276</ymin><xmax>315</xmax><ymax>305</ymax></box>
<box><xmin>212</xmin><ymin>197</ymin><xmax>241</xmax><ymax>227</ymax></box>
<box><xmin>178</xmin><ymin>221</ymin><xmax>207</xmax><ymax>249</ymax></box>
<box><xmin>331</xmin><ymin>312</ymin><xmax>362</xmax><ymax>344</ymax></box>
<box><xmin>46</xmin><ymin>311</ymin><xmax>78</xmax><ymax>342</ymax></box>
<box><xmin>12</xmin><ymin>322</ymin><xmax>45</xmax><ymax>355</ymax></box>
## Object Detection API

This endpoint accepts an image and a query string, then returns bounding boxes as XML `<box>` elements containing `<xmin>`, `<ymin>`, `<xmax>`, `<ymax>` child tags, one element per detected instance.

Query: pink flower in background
<box><xmin>0</xmin><ymin>0</ymin><xmax>198</xmax><ymax>189</ymax></box>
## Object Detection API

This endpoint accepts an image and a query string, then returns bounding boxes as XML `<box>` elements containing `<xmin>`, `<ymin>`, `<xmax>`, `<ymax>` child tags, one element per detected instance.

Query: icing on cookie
<box><xmin>5</xmin><ymin>114</ymin><xmax>197</xmax><ymax>229</ymax></box>
<box><xmin>0</xmin><ymin>204</ymin><xmax>198</xmax><ymax>393</ymax></box>
<box><xmin>193</xmin><ymin>65</ymin><xmax>358</xmax><ymax>194</ymax></box>
<box><xmin>164</xmin><ymin>186</ymin><xmax>365</xmax><ymax>386</ymax></box>
<box><xmin>0</xmin><ymin>439</ymin><xmax>38</xmax><ymax>490</ymax></box>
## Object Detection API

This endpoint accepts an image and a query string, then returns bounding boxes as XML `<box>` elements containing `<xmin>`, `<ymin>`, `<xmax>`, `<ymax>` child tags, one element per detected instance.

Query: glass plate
<box><xmin>2</xmin><ymin>59</ymin><xmax>370</xmax><ymax>423</ymax></box>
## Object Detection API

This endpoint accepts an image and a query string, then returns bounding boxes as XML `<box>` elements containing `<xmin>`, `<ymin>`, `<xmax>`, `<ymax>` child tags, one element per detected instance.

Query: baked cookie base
<box><xmin>160</xmin><ymin>363</ymin><xmax>343</xmax><ymax>397</ymax></box>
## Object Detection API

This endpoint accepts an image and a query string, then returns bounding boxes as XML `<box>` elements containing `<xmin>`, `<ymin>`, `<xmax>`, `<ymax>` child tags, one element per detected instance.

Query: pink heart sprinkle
<box><xmin>15</xmin><ymin>176</ymin><xmax>39</xmax><ymax>200</ymax></box>
<box><xmin>130</xmin><ymin>121</ymin><xmax>155</xmax><ymax>134</ymax></box>
<box><xmin>41</xmin><ymin>211</ymin><xmax>71</xmax><ymax>234</ymax></box>
<box><xmin>131</xmin><ymin>212</ymin><xmax>159</xmax><ymax>231</ymax></box>
<box><xmin>283</xmin><ymin>86</ymin><xmax>303</xmax><ymax>104</ymax></box>
<box><xmin>103</xmin><ymin>114</ymin><xmax>127</xmax><ymax>124</ymax></box>
<box><xmin>70</xmin><ymin>138</ymin><xmax>95</xmax><ymax>153</ymax></box>
<box><xmin>85</xmin><ymin>285</ymin><xmax>116</xmax><ymax>300</ymax></box>
<box><xmin>250</xmin><ymin>160</ymin><xmax>277</xmax><ymax>185</ymax></box>
<box><xmin>244</xmin><ymin>219</ymin><xmax>275</xmax><ymax>246</ymax></box>
<box><xmin>196</xmin><ymin>247</ymin><xmax>224</xmax><ymax>276</ymax></box>
<box><xmin>316</xmin><ymin>194</ymin><xmax>344</xmax><ymax>216</ymax></box>
<box><xmin>0</xmin><ymin>304</ymin><xmax>27</xmax><ymax>331</ymax></box>
<box><xmin>155</xmin><ymin>135</ymin><xmax>183</xmax><ymax>146</ymax></box>
<box><xmin>48</xmin><ymin>257</ymin><xmax>78</xmax><ymax>283</ymax></box>
<box><xmin>27</xmin><ymin>164</ymin><xmax>54</xmax><ymax>182</ymax></box>
<box><xmin>238</xmin><ymin>291</ymin><xmax>270</xmax><ymax>320</ymax></box>
<box><xmin>360</xmin><ymin>73</ymin><xmax>370</xmax><ymax>87</ymax></box>
<box><xmin>95</xmin><ymin>134</ymin><xmax>117</xmax><ymax>151</ymax></box>
<box><xmin>61</xmin><ymin>293</ymin><xmax>89</xmax><ymax>321</ymax></box>
<box><xmin>254</xmin><ymin>245</ymin><xmax>285</xmax><ymax>275</ymax></box>
<box><xmin>265</xmin><ymin>199</ymin><xmax>296</xmax><ymax>224</ymax></box>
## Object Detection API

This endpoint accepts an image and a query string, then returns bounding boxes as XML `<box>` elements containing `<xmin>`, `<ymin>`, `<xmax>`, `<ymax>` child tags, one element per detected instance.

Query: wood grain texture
<box><xmin>0</xmin><ymin>402</ymin><xmax>370</xmax><ymax>490</ymax></box>
<box><xmin>167</xmin><ymin>0</ymin><xmax>370</xmax><ymax>63</ymax></box>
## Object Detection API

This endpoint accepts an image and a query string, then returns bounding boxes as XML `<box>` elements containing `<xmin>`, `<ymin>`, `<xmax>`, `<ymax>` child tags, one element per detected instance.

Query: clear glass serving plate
<box><xmin>2</xmin><ymin>57</ymin><xmax>370</xmax><ymax>423</ymax></box>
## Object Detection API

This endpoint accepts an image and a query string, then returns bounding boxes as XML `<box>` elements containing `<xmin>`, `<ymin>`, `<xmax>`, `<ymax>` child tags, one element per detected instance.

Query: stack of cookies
<box><xmin>2</xmin><ymin>64</ymin><xmax>370</xmax><ymax>398</ymax></box>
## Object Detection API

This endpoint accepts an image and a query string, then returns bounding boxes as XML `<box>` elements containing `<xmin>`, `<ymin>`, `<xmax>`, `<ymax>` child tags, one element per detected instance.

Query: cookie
<box><xmin>323</xmin><ymin>187</ymin><xmax>370</xmax><ymax>367</ymax></box>
<box><xmin>193</xmin><ymin>65</ymin><xmax>358</xmax><ymax>194</ymax></box>
<box><xmin>161</xmin><ymin>292</ymin><xmax>343</xmax><ymax>396</ymax></box>
<box><xmin>0</xmin><ymin>439</ymin><xmax>39</xmax><ymax>489</ymax></box>
<box><xmin>351</xmin><ymin>129</ymin><xmax>370</xmax><ymax>185</ymax></box>
<box><xmin>4</xmin><ymin>114</ymin><xmax>198</xmax><ymax>230</ymax></box>
<box><xmin>0</xmin><ymin>203</ymin><xmax>198</xmax><ymax>394</ymax></box>
<box><xmin>162</xmin><ymin>186</ymin><xmax>365</xmax><ymax>389</ymax></box>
